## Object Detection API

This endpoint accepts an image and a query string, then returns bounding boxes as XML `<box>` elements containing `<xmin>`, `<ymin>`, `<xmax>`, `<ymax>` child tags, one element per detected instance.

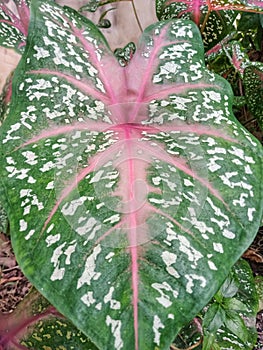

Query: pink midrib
<box><xmin>124</xmin><ymin>126</ymin><xmax>139</xmax><ymax>350</ymax></box>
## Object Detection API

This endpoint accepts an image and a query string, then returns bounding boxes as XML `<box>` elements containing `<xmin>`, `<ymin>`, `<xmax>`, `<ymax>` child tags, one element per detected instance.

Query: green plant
<box><xmin>0</xmin><ymin>0</ymin><xmax>262</xmax><ymax>349</ymax></box>
<box><xmin>0</xmin><ymin>288</ymin><xmax>99</xmax><ymax>349</ymax></box>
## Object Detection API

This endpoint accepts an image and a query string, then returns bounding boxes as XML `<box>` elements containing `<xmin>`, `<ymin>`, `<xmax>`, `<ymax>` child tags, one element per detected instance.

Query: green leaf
<box><xmin>173</xmin><ymin>259</ymin><xmax>259</xmax><ymax>349</ymax></box>
<box><xmin>224</xmin><ymin>312</ymin><xmax>249</xmax><ymax>343</ymax></box>
<box><xmin>202</xmin><ymin>333</ymin><xmax>216</xmax><ymax>350</ymax></box>
<box><xmin>203</xmin><ymin>11</ymin><xmax>238</xmax><ymax>51</ymax></box>
<box><xmin>0</xmin><ymin>0</ymin><xmax>30</xmax><ymax>52</ymax></box>
<box><xmin>0</xmin><ymin>0</ymin><xmax>262</xmax><ymax>349</ymax></box>
<box><xmin>114</xmin><ymin>42</ymin><xmax>136</xmax><ymax>67</ymax></box>
<box><xmin>0</xmin><ymin>288</ymin><xmax>98</xmax><ymax>349</ymax></box>
<box><xmin>224</xmin><ymin>298</ymin><xmax>249</xmax><ymax>312</ymax></box>
<box><xmin>255</xmin><ymin>275</ymin><xmax>263</xmax><ymax>311</ymax></box>
<box><xmin>22</xmin><ymin>318</ymin><xmax>99</xmax><ymax>350</ymax></box>
<box><xmin>80</xmin><ymin>0</ymin><xmax>101</xmax><ymax>12</ymax></box>
<box><xmin>220</xmin><ymin>276</ymin><xmax>239</xmax><ymax>298</ymax></box>
<box><xmin>0</xmin><ymin>204</ymin><xmax>8</xmax><ymax>233</ymax></box>
<box><xmin>156</xmin><ymin>0</ymin><xmax>263</xmax><ymax>21</ymax></box>
<box><xmin>203</xmin><ymin>303</ymin><xmax>226</xmax><ymax>334</ymax></box>
<box><xmin>244</xmin><ymin>65</ymin><xmax>263</xmax><ymax>129</ymax></box>
<box><xmin>232</xmin><ymin>259</ymin><xmax>259</xmax><ymax>316</ymax></box>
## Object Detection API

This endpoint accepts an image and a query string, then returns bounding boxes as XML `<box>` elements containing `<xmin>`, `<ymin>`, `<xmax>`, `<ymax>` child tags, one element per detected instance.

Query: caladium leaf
<box><xmin>0</xmin><ymin>0</ymin><xmax>30</xmax><ymax>52</ymax></box>
<box><xmin>155</xmin><ymin>0</ymin><xmax>262</xmax><ymax>50</ymax></box>
<box><xmin>114</xmin><ymin>42</ymin><xmax>136</xmax><ymax>67</ymax></box>
<box><xmin>156</xmin><ymin>0</ymin><xmax>263</xmax><ymax>22</ymax></box>
<box><xmin>0</xmin><ymin>288</ymin><xmax>99</xmax><ymax>349</ymax></box>
<box><xmin>156</xmin><ymin>0</ymin><xmax>239</xmax><ymax>51</ymax></box>
<box><xmin>244</xmin><ymin>65</ymin><xmax>263</xmax><ymax>129</ymax></box>
<box><xmin>0</xmin><ymin>1</ymin><xmax>262</xmax><ymax>350</ymax></box>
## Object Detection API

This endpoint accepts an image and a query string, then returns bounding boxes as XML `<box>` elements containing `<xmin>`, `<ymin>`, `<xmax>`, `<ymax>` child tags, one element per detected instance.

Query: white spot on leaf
<box><xmin>104</xmin><ymin>287</ymin><xmax>121</xmax><ymax>310</ymax></box>
<box><xmin>106</xmin><ymin>316</ymin><xmax>123</xmax><ymax>350</ymax></box>
<box><xmin>185</xmin><ymin>274</ymin><xmax>206</xmax><ymax>294</ymax></box>
<box><xmin>77</xmin><ymin>245</ymin><xmax>102</xmax><ymax>288</ymax></box>
<box><xmin>81</xmin><ymin>291</ymin><xmax>96</xmax><ymax>307</ymax></box>
<box><xmin>161</xmin><ymin>251</ymin><xmax>180</xmax><ymax>278</ymax></box>
<box><xmin>153</xmin><ymin>315</ymin><xmax>164</xmax><ymax>346</ymax></box>
<box><xmin>46</xmin><ymin>234</ymin><xmax>61</xmax><ymax>247</ymax></box>
<box><xmin>152</xmin><ymin>281</ymin><xmax>178</xmax><ymax>308</ymax></box>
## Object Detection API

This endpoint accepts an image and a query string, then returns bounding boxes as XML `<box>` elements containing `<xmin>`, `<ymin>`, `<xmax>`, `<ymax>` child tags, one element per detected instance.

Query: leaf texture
<box><xmin>0</xmin><ymin>1</ymin><xmax>262</xmax><ymax>349</ymax></box>
<box><xmin>0</xmin><ymin>0</ymin><xmax>30</xmax><ymax>52</ymax></box>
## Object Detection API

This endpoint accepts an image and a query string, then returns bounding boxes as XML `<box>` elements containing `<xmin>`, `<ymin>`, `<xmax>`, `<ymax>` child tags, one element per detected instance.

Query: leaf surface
<box><xmin>0</xmin><ymin>0</ymin><xmax>30</xmax><ymax>52</ymax></box>
<box><xmin>0</xmin><ymin>1</ymin><xmax>262</xmax><ymax>349</ymax></box>
<box><xmin>156</xmin><ymin>0</ymin><xmax>263</xmax><ymax>22</ymax></box>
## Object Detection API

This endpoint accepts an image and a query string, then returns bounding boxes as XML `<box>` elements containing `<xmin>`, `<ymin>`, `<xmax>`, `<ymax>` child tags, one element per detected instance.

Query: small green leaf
<box><xmin>0</xmin><ymin>288</ymin><xmax>99</xmax><ymax>349</ymax></box>
<box><xmin>232</xmin><ymin>259</ymin><xmax>259</xmax><ymax>316</ymax></box>
<box><xmin>22</xmin><ymin>317</ymin><xmax>99</xmax><ymax>349</ymax></box>
<box><xmin>114</xmin><ymin>42</ymin><xmax>136</xmax><ymax>66</ymax></box>
<box><xmin>202</xmin><ymin>333</ymin><xmax>216</xmax><ymax>350</ymax></box>
<box><xmin>80</xmin><ymin>0</ymin><xmax>100</xmax><ymax>12</ymax></box>
<box><xmin>0</xmin><ymin>204</ymin><xmax>8</xmax><ymax>233</ymax></box>
<box><xmin>254</xmin><ymin>275</ymin><xmax>263</xmax><ymax>311</ymax></box>
<box><xmin>203</xmin><ymin>304</ymin><xmax>226</xmax><ymax>334</ymax></box>
<box><xmin>224</xmin><ymin>298</ymin><xmax>249</xmax><ymax>312</ymax></box>
<box><xmin>0</xmin><ymin>0</ymin><xmax>30</xmax><ymax>52</ymax></box>
<box><xmin>220</xmin><ymin>276</ymin><xmax>239</xmax><ymax>298</ymax></box>
<box><xmin>224</xmin><ymin>312</ymin><xmax>248</xmax><ymax>343</ymax></box>
<box><xmin>244</xmin><ymin>65</ymin><xmax>263</xmax><ymax>129</ymax></box>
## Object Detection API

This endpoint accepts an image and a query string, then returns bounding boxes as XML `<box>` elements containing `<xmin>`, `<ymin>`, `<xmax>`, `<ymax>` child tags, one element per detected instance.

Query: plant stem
<box><xmin>131</xmin><ymin>0</ymin><xmax>143</xmax><ymax>32</ymax></box>
<box><xmin>99</xmin><ymin>0</ymin><xmax>131</xmax><ymax>6</ymax></box>
<box><xmin>243</xmin><ymin>117</ymin><xmax>257</xmax><ymax>126</ymax></box>
<box><xmin>200</xmin><ymin>9</ymin><xmax>211</xmax><ymax>34</ymax></box>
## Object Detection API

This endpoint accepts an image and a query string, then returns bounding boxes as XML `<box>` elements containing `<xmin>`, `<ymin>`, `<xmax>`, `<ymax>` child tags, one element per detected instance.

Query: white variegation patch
<box><xmin>77</xmin><ymin>245</ymin><xmax>102</xmax><ymax>288</ymax></box>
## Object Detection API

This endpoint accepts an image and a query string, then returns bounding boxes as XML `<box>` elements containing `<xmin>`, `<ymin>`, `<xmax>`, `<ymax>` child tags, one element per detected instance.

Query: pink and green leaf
<box><xmin>0</xmin><ymin>0</ymin><xmax>262</xmax><ymax>349</ymax></box>
<box><xmin>156</xmin><ymin>0</ymin><xmax>263</xmax><ymax>22</ymax></box>
<box><xmin>0</xmin><ymin>0</ymin><xmax>30</xmax><ymax>52</ymax></box>
<box><xmin>0</xmin><ymin>288</ymin><xmax>99</xmax><ymax>349</ymax></box>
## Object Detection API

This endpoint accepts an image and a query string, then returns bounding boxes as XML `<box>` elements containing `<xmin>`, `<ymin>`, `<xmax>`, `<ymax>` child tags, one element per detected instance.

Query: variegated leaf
<box><xmin>0</xmin><ymin>1</ymin><xmax>262</xmax><ymax>349</ymax></box>
<box><xmin>155</xmin><ymin>0</ymin><xmax>239</xmax><ymax>50</ymax></box>
<box><xmin>156</xmin><ymin>0</ymin><xmax>263</xmax><ymax>21</ymax></box>
<box><xmin>0</xmin><ymin>288</ymin><xmax>99</xmax><ymax>349</ymax></box>
<box><xmin>0</xmin><ymin>0</ymin><xmax>30</xmax><ymax>52</ymax></box>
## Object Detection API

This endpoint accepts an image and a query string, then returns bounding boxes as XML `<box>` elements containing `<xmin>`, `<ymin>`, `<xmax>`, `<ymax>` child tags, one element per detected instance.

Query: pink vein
<box><xmin>111</xmin><ymin>122</ymin><xmax>238</xmax><ymax>144</ymax></box>
<box><xmin>40</xmin><ymin>138</ymin><xmax>124</xmax><ymax>233</ymax></box>
<box><xmin>16</xmin><ymin>0</ymin><xmax>30</xmax><ymax>34</ymax></box>
<box><xmin>130</xmin><ymin>33</ymin><xmax>188</xmax><ymax>122</ymax></box>
<box><xmin>125</xmin><ymin>127</ymin><xmax>139</xmax><ymax>350</ymax></box>
<box><xmin>29</xmin><ymin>69</ymin><xmax>110</xmax><ymax>105</ymax></box>
<box><xmin>95</xmin><ymin>219</ymin><xmax>127</xmax><ymax>245</ymax></box>
<box><xmin>192</xmin><ymin>0</ymin><xmax>202</xmax><ymax>24</ymax></box>
<box><xmin>0</xmin><ymin>3</ymin><xmax>27</xmax><ymax>35</ymax></box>
<box><xmin>41</xmin><ymin>163</ymin><xmax>96</xmax><ymax>233</ymax></box>
<box><xmin>62</xmin><ymin>16</ymin><xmax>119</xmax><ymax>104</ymax></box>
<box><xmin>147</xmin><ymin>204</ymin><xmax>195</xmax><ymax>237</ymax></box>
<box><xmin>142</xmin><ymin>82</ymin><xmax>216</xmax><ymax>102</ymax></box>
<box><xmin>135</xmin><ymin>29</ymin><xmax>167</xmax><ymax>104</ymax></box>
<box><xmin>139</xmin><ymin>141</ymin><xmax>225</xmax><ymax>204</ymax></box>
<box><xmin>16</xmin><ymin>121</ymin><xmax>112</xmax><ymax>150</ymax></box>
<box><xmin>149</xmin><ymin>124</ymin><xmax>238</xmax><ymax>143</ymax></box>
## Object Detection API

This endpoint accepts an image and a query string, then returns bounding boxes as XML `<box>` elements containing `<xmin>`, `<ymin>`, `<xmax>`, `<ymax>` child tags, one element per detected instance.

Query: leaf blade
<box><xmin>0</xmin><ymin>1</ymin><xmax>262</xmax><ymax>349</ymax></box>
